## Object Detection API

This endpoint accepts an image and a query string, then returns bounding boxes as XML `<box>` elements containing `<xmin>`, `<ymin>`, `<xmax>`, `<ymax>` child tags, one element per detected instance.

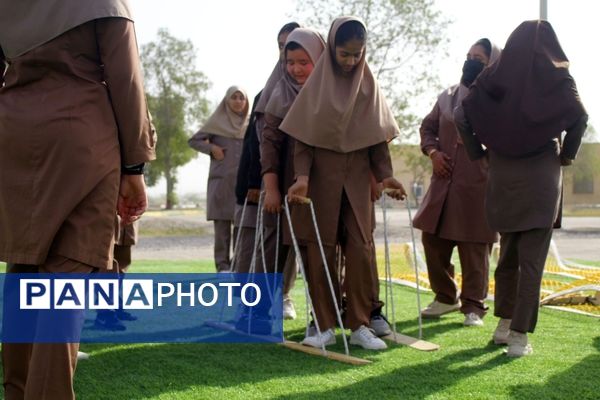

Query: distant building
<box><xmin>391</xmin><ymin>143</ymin><xmax>600</xmax><ymax>209</ymax></box>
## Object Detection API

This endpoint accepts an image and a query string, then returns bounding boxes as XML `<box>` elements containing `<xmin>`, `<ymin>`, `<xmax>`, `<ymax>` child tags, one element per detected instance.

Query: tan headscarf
<box><xmin>199</xmin><ymin>86</ymin><xmax>250</xmax><ymax>139</ymax></box>
<box><xmin>439</xmin><ymin>38</ymin><xmax>502</xmax><ymax>121</ymax></box>
<box><xmin>279</xmin><ymin>16</ymin><xmax>398</xmax><ymax>153</ymax></box>
<box><xmin>0</xmin><ymin>0</ymin><xmax>133</xmax><ymax>59</ymax></box>
<box><xmin>264</xmin><ymin>28</ymin><xmax>326</xmax><ymax>119</ymax></box>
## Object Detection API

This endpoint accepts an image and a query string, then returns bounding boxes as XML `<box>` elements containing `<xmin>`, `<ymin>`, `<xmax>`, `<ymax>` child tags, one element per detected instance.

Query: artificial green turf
<box><xmin>0</xmin><ymin>260</ymin><xmax>598</xmax><ymax>399</ymax></box>
<box><xmin>59</xmin><ymin>260</ymin><xmax>600</xmax><ymax>400</ymax></box>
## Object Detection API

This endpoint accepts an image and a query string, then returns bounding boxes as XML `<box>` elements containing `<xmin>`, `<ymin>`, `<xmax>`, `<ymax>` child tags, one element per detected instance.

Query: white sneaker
<box><xmin>370</xmin><ymin>315</ymin><xmax>392</xmax><ymax>336</ymax></box>
<box><xmin>421</xmin><ymin>300</ymin><xmax>461</xmax><ymax>318</ymax></box>
<box><xmin>77</xmin><ymin>351</ymin><xmax>90</xmax><ymax>361</ymax></box>
<box><xmin>506</xmin><ymin>330</ymin><xmax>533</xmax><ymax>357</ymax></box>
<box><xmin>283</xmin><ymin>298</ymin><xmax>297</xmax><ymax>320</ymax></box>
<box><xmin>493</xmin><ymin>318</ymin><xmax>511</xmax><ymax>345</ymax></box>
<box><xmin>350</xmin><ymin>325</ymin><xmax>388</xmax><ymax>350</ymax></box>
<box><xmin>463</xmin><ymin>312</ymin><xmax>484</xmax><ymax>327</ymax></box>
<box><xmin>302</xmin><ymin>328</ymin><xmax>336</xmax><ymax>348</ymax></box>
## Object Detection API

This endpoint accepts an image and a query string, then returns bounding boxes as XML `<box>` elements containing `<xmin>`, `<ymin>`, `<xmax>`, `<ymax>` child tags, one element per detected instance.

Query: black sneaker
<box><xmin>115</xmin><ymin>310</ymin><xmax>138</xmax><ymax>321</ymax></box>
<box><xmin>94</xmin><ymin>311</ymin><xmax>126</xmax><ymax>331</ymax></box>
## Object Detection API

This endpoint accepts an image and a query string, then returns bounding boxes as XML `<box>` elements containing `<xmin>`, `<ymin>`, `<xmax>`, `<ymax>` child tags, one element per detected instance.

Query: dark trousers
<box><xmin>494</xmin><ymin>228</ymin><xmax>553</xmax><ymax>333</ymax></box>
<box><xmin>422</xmin><ymin>232</ymin><xmax>492</xmax><ymax>316</ymax></box>
<box><xmin>3</xmin><ymin>256</ymin><xmax>93</xmax><ymax>400</ymax></box>
<box><xmin>213</xmin><ymin>220</ymin><xmax>236</xmax><ymax>272</ymax></box>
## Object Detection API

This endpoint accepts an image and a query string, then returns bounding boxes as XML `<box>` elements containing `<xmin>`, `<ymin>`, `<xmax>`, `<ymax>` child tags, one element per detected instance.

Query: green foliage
<box><xmin>293</xmin><ymin>0</ymin><xmax>450</xmax><ymax>141</ymax></box>
<box><xmin>141</xmin><ymin>29</ymin><xmax>211</xmax><ymax>208</ymax></box>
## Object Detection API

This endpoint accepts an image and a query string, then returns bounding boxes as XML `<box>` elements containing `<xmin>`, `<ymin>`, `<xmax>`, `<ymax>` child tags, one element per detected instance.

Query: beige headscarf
<box><xmin>254</xmin><ymin>62</ymin><xmax>286</xmax><ymax>115</ymax></box>
<box><xmin>279</xmin><ymin>16</ymin><xmax>398</xmax><ymax>153</ymax></box>
<box><xmin>439</xmin><ymin>39</ymin><xmax>502</xmax><ymax>121</ymax></box>
<box><xmin>0</xmin><ymin>0</ymin><xmax>133</xmax><ymax>59</ymax></box>
<box><xmin>264</xmin><ymin>28</ymin><xmax>326</xmax><ymax>119</ymax></box>
<box><xmin>199</xmin><ymin>86</ymin><xmax>250</xmax><ymax>139</ymax></box>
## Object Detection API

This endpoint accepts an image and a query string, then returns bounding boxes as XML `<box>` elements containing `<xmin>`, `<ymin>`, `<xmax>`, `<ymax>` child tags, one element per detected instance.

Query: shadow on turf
<box><xmin>275</xmin><ymin>342</ymin><xmax>511</xmax><ymax>400</ymax></box>
<box><xmin>73</xmin><ymin>341</ymin><xmax>357</xmax><ymax>399</ymax></box>
<box><xmin>509</xmin><ymin>336</ymin><xmax>600</xmax><ymax>399</ymax></box>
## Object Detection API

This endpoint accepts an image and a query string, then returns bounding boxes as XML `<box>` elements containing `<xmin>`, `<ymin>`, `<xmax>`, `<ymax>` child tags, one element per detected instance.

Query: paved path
<box><xmin>134</xmin><ymin>209</ymin><xmax>599</xmax><ymax>262</ymax></box>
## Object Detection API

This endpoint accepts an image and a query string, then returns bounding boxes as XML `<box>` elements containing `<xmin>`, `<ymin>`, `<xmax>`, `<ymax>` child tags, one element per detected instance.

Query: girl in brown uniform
<box><xmin>0</xmin><ymin>0</ymin><xmax>155</xmax><ymax>398</ymax></box>
<box><xmin>189</xmin><ymin>86</ymin><xmax>249</xmax><ymax>272</ymax></box>
<box><xmin>283</xmin><ymin>17</ymin><xmax>406</xmax><ymax>350</ymax></box>
<box><xmin>455</xmin><ymin>21</ymin><xmax>587</xmax><ymax>357</ymax></box>
<box><xmin>414</xmin><ymin>38</ymin><xmax>501</xmax><ymax>327</ymax></box>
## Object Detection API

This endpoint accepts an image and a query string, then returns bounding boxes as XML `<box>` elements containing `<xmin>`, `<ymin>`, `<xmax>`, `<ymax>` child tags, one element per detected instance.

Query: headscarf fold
<box><xmin>199</xmin><ymin>86</ymin><xmax>249</xmax><ymax>139</ymax></box>
<box><xmin>264</xmin><ymin>28</ymin><xmax>325</xmax><ymax>119</ymax></box>
<box><xmin>462</xmin><ymin>20</ymin><xmax>587</xmax><ymax>157</ymax></box>
<box><xmin>0</xmin><ymin>0</ymin><xmax>133</xmax><ymax>58</ymax></box>
<box><xmin>279</xmin><ymin>16</ymin><xmax>399</xmax><ymax>153</ymax></box>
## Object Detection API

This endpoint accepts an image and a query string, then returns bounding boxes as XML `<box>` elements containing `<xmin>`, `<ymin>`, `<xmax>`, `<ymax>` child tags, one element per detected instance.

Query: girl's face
<box><xmin>286</xmin><ymin>47</ymin><xmax>314</xmax><ymax>85</ymax></box>
<box><xmin>227</xmin><ymin>91</ymin><xmax>247</xmax><ymax>114</ymax></box>
<box><xmin>467</xmin><ymin>44</ymin><xmax>490</xmax><ymax>66</ymax></box>
<box><xmin>334</xmin><ymin>38</ymin><xmax>365</xmax><ymax>75</ymax></box>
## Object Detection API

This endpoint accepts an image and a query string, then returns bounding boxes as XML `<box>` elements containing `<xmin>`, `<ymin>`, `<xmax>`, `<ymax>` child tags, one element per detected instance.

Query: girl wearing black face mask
<box><xmin>461</xmin><ymin>39</ymin><xmax>493</xmax><ymax>86</ymax></box>
<box><xmin>412</xmin><ymin>38</ymin><xmax>501</xmax><ymax>327</ymax></box>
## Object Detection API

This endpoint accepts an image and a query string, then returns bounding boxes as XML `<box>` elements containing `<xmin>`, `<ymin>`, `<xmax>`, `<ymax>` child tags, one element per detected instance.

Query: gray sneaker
<box><xmin>302</xmin><ymin>328</ymin><xmax>336</xmax><ymax>348</ymax></box>
<box><xmin>506</xmin><ymin>330</ymin><xmax>533</xmax><ymax>357</ymax></box>
<box><xmin>493</xmin><ymin>318</ymin><xmax>511</xmax><ymax>345</ymax></box>
<box><xmin>463</xmin><ymin>312</ymin><xmax>484</xmax><ymax>327</ymax></box>
<box><xmin>350</xmin><ymin>325</ymin><xmax>388</xmax><ymax>350</ymax></box>
<box><xmin>421</xmin><ymin>300</ymin><xmax>461</xmax><ymax>318</ymax></box>
<box><xmin>370</xmin><ymin>314</ymin><xmax>392</xmax><ymax>336</ymax></box>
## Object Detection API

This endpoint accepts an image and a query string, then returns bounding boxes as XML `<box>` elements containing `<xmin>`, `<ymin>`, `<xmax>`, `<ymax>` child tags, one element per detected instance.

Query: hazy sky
<box><xmin>129</xmin><ymin>0</ymin><xmax>599</xmax><ymax>197</ymax></box>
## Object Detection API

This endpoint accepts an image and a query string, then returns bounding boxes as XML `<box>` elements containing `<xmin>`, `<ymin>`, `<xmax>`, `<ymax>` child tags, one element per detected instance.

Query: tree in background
<box><xmin>565</xmin><ymin>125</ymin><xmax>600</xmax><ymax>199</ymax></box>
<box><xmin>292</xmin><ymin>0</ymin><xmax>449</xmax><ymax>142</ymax></box>
<box><xmin>141</xmin><ymin>28</ymin><xmax>211</xmax><ymax>209</ymax></box>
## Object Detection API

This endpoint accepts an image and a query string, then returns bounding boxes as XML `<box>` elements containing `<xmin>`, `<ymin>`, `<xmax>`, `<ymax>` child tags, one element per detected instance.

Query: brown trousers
<box><xmin>3</xmin><ymin>256</ymin><xmax>94</xmax><ymax>400</ymax></box>
<box><xmin>232</xmin><ymin>225</ymin><xmax>297</xmax><ymax>297</ymax></box>
<box><xmin>494</xmin><ymin>228</ymin><xmax>553</xmax><ymax>333</ymax></box>
<box><xmin>213</xmin><ymin>220</ymin><xmax>236</xmax><ymax>272</ymax></box>
<box><xmin>301</xmin><ymin>194</ymin><xmax>380</xmax><ymax>331</ymax></box>
<box><xmin>422</xmin><ymin>232</ymin><xmax>491</xmax><ymax>316</ymax></box>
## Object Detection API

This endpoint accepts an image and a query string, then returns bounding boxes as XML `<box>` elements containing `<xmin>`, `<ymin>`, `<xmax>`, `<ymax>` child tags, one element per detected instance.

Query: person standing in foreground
<box><xmin>189</xmin><ymin>86</ymin><xmax>249</xmax><ymax>272</ymax></box>
<box><xmin>283</xmin><ymin>17</ymin><xmax>406</xmax><ymax>350</ymax></box>
<box><xmin>413</xmin><ymin>38</ymin><xmax>500</xmax><ymax>327</ymax></box>
<box><xmin>454</xmin><ymin>20</ymin><xmax>587</xmax><ymax>357</ymax></box>
<box><xmin>0</xmin><ymin>0</ymin><xmax>156</xmax><ymax>398</ymax></box>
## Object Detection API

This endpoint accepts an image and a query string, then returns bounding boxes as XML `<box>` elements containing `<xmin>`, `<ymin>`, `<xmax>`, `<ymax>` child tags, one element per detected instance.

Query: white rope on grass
<box><xmin>305</xmin><ymin>197</ymin><xmax>350</xmax><ymax>357</ymax></box>
<box><xmin>283</xmin><ymin>196</ymin><xmax>328</xmax><ymax>356</ymax></box>
<box><xmin>380</xmin><ymin>194</ymin><xmax>397</xmax><ymax>336</ymax></box>
<box><xmin>230</xmin><ymin>196</ymin><xmax>248</xmax><ymax>273</ymax></box>
<box><xmin>405</xmin><ymin>197</ymin><xmax>424</xmax><ymax>340</ymax></box>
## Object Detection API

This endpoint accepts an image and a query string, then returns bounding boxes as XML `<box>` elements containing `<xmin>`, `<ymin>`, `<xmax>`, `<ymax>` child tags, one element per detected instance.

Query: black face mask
<box><xmin>460</xmin><ymin>59</ymin><xmax>485</xmax><ymax>86</ymax></box>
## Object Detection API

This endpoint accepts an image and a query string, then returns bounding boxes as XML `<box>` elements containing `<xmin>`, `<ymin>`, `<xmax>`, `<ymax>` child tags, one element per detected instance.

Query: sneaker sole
<box><xmin>301</xmin><ymin>340</ymin><xmax>336</xmax><ymax>348</ymax></box>
<box><xmin>505</xmin><ymin>348</ymin><xmax>533</xmax><ymax>357</ymax></box>
<box><xmin>349</xmin><ymin>339</ymin><xmax>387</xmax><ymax>350</ymax></box>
